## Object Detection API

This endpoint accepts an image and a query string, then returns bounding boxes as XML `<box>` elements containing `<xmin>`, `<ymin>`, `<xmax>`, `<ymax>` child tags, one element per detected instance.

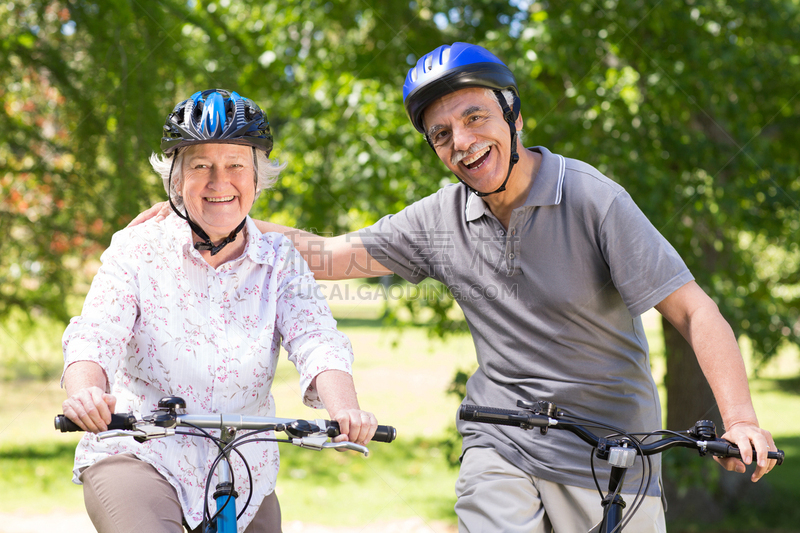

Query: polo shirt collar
<box><xmin>465</xmin><ymin>146</ymin><xmax>566</xmax><ymax>222</ymax></box>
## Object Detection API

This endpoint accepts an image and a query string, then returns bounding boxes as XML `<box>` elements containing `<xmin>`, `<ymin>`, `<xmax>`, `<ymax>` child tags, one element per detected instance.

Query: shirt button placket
<box><xmin>506</xmin><ymin>217</ymin><xmax>519</xmax><ymax>274</ymax></box>
<box><xmin>209</xmin><ymin>270</ymin><xmax>226</xmax><ymax>409</ymax></box>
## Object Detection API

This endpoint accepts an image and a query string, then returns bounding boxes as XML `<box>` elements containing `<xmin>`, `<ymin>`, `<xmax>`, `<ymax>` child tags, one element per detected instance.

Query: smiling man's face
<box><xmin>423</xmin><ymin>87</ymin><xmax>522</xmax><ymax>194</ymax></box>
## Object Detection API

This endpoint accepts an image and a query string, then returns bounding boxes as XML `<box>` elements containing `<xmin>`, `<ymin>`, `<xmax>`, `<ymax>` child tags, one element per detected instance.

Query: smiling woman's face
<box><xmin>180</xmin><ymin>143</ymin><xmax>256</xmax><ymax>241</ymax></box>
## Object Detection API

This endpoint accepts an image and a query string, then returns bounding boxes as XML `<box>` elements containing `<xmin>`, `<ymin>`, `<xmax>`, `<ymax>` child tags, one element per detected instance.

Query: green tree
<box><xmin>3</xmin><ymin>0</ymin><xmax>799</xmax><ymax>524</ymax></box>
<box><xmin>0</xmin><ymin>0</ymin><xmax>451</xmax><ymax>320</ymax></box>
<box><xmin>524</xmin><ymin>1</ymin><xmax>800</xmax><ymax>430</ymax></box>
<box><xmin>1</xmin><ymin>0</ymin><xmax>192</xmax><ymax>320</ymax></box>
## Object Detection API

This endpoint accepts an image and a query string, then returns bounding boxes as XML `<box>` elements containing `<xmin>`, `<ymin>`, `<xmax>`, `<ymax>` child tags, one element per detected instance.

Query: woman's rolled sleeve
<box><xmin>275</xmin><ymin>243</ymin><xmax>354</xmax><ymax>408</ymax></box>
<box><xmin>62</xmin><ymin>244</ymin><xmax>141</xmax><ymax>387</ymax></box>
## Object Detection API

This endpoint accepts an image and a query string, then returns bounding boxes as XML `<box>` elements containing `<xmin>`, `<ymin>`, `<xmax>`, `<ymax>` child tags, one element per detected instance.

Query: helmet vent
<box><xmin>425</xmin><ymin>54</ymin><xmax>433</xmax><ymax>72</ymax></box>
<box><xmin>441</xmin><ymin>47</ymin><xmax>451</xmax><ymax>65</ymax></box>
<box><xmin>160</xmin><ymin>89</ymin><xmax>273</xmax><ymax>154</ymax></box>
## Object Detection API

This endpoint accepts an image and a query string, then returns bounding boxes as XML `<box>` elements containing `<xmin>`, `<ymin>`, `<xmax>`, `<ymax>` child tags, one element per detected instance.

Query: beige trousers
<box><xmin>80</xmin><ymin>453</ymin><xmax>282</xmax><ymax>533</ymax></box>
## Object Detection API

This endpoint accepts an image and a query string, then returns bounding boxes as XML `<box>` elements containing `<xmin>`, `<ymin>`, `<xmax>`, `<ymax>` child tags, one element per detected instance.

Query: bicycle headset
<box><xmin>160</xmin><ymin>89</ymin><xmax>273</xmax><ymax>255</ymax></box>
<box><xmin>403</xmin><ymin>42</ymin><xmax>522</xmax><ymax>197</ymax></box>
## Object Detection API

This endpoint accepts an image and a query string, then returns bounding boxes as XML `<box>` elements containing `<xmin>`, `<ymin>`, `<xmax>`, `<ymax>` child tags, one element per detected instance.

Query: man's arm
<box><xmin>252</xmin><ymin>220</ymin><xmax>393</xmax><ymax>280</ymax></box>
<box><xmin>126</xmin><ymin>202</ymin><xmax>394</xmax><ymax>280</ymax></box>
<box><xmin>654</xmin><ymin>281</ymin><xmax>777</xmax><ymax>481</ymax></box>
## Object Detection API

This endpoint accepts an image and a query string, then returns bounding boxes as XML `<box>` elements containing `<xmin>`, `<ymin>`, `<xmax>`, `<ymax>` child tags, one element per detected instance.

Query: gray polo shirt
<box><xmin>358</xmin><ymin>146</ymin><xmax>694</xmax><ymax>495</ymax></box>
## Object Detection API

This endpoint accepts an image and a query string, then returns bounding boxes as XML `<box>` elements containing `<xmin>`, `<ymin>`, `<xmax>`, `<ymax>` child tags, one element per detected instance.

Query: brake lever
<box><xmin>322</xmin><ymin>441</ymin><xmax>370</xmax><ymax>457</ymax></box>
<box><xmin>291</xmin><ymin>435</ymin><xmax>370</xmax><ymax>457</ymax></box>
<box><xmin>98</xmin><ymin>424</ymin><xmax>175</xmax><ymax>443</ymax></box>
<box><xmin>97</xmin><ymin>429</ymin><xmax>147</xmax><ymax>440</ymax></box>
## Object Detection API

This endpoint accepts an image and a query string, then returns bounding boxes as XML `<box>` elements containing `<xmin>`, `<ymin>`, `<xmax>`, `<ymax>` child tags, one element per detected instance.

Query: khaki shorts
<box><xmin>455</xmin><ymin>447</ymin><xmax>666</xmax><ymax>533</ymax></box>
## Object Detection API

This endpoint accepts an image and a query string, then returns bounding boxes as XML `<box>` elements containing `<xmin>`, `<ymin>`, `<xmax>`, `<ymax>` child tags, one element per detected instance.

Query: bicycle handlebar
<box><xmin>54</xmin><ymin>412</ymin><xmax>397</xmax><ymax>443</ymax></box>
<box><xmin>459</xmin><ymin>403</ymin><xmax>784</xmax><ymax>465</ymax></box>
<box><xmin>55</xmin><ymin>398</ymin><xmax>396</xmax><ymax>531</ymax></box>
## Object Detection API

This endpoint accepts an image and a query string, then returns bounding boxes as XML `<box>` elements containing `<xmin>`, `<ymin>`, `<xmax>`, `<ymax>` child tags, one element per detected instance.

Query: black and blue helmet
<box><xmin>161</xmin><ymin>89</ymin><xmax>273</xmax><ymax>155</ymax></box>
<box><xmin>403</xmin><ymin>43</ymin><xmax>519</xmax><ymax>134</ymax></box>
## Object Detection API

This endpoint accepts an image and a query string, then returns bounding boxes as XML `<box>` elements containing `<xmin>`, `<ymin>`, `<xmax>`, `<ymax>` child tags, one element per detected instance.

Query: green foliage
<box><xmin>383</xmin><ymin>278</ymin><xmax>471</xmax><ymax>341</ymax></box>
<box><xmin>6</xmin><ymin>1</ymin><xmax>799</xmax><ymax>365</ymax></box>
<box><xmin>522</xmin><ymin>0</ymin><xmax>800</xmax><ymax>366</ymax></box>
<box><xmin>0</xmin><ymin>308</ymin><xmax>64</xmax><ymax>380</ymax></box>
<box><xmin>0</xmin><ymin>0</ymin><xmax>449</xmax><ymax>322</ymax></box>
<box><xmin>1</xmin><ymin>0</ymin><xmax>194</xmax><ymax>320</ymax></box>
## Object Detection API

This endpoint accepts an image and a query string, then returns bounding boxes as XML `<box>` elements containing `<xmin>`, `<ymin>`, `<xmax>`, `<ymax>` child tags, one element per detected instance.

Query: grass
<box><xmin>0</xmin><ymin>439</ymin><xmax>85</xmax><ymax>513</ymax></box>
<box><xmin>276</xmin><ymin>437</ymin><xmax>457</xmax><ymax>526</ymax></box>
<box><xmin>0</xmin><ymin>379</ymin><xmax>86</xmax><ymax>513</ymax></box>
<box><xmin>1</xmin><ymin>285</ymin><xmax>799</xmax><ymax>531</ymax></box>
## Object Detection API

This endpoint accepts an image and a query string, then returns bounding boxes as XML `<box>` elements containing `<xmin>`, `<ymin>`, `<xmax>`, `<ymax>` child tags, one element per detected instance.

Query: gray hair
<box><xmin>149</xmin><ymin>147</ymin><xmax>287</xmax><ymax>210</ymax></box>
<box><xmin>487</xmin><ymin>88</ymin><xmax>524</xmax><ymax>141</ymax></box>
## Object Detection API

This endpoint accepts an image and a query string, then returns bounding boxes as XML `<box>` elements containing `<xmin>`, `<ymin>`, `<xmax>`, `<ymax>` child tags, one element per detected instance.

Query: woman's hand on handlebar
<box><xmin>62</xmin><ymin>386</ymin><xmax>117</xmax><ymax>433</ymax></box>
<box><xmin>718</xmin><ymin>421</ymin><xmax>777</xmax><ymax>482</ymax></box>
<box><xmin>331</xmin><ymin>408</ymin><xmax>378</xmax><ymax>446</ymax></box>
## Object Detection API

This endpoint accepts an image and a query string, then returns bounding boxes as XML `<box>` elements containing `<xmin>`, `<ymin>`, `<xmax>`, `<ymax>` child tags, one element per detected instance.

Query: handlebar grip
<box><xmin>705</xmin><ymin>440</ymin><xmax>785</xmax><ymax>466</ymax></box>
<box><xmin>459</xmin><ymin>404</ymin><xmax>549</xmax><ymax>428</ymax></box>
<box><xmin>766</xmin><ymin>450</ymin><xmax>785</xmax><ymax>466</ymax></box>
<box><xmin>54</xmin><ymin>413</ymin><xmax>136</xmax><ymax>433</ymax></box>
<box><xmin>372</xmin><ymin>425</ymin><xmax>397</xmax><ymax>443</ymax></box>
<box><xmin>327</xmin><ymin>422</ymin><xmax>397</xmax><ymax>443</ymax></box>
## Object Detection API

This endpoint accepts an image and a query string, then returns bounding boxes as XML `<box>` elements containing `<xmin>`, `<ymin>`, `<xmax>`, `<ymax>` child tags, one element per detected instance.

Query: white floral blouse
<box><xmin>62</xmin><ymin>213</ymin><xmax>353</xmax><ymax>531</ymax></box>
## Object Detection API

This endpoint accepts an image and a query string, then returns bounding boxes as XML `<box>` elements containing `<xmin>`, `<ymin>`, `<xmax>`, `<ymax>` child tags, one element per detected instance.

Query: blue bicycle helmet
<box><xmin>403</xmin><ymin>42</ymin><xmax>520</xmax><ymax>134</ymax></box>
<box><xmin>161</xmin><ymin>89</ymin><xmax>273</xmax><ymax>155</ymax></box>
<box><xmin>403</xmin><ymin>43</ymin><xmax>521</xmax><ymax>197</ymax></box>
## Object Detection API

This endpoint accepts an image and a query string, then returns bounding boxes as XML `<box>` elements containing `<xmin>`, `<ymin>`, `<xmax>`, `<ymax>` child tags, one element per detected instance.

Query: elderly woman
<box><xmin>61</xmin><ymin>89</ymin><xmax>377</xmax><ymax>533</ymax></box>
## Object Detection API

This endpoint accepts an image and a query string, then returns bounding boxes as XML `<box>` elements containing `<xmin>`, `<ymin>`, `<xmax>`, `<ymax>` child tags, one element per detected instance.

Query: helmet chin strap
<box><xmin>425</xmin><ymin>90</ymin><xmax>520</xmax><ymax>198</ymax></box>
<box><xmin>167</xmin><ymin>151</ymin><xmax>247</xmax><ymax>256</ymax></box>
<box><xmin>473</xmin><ymin>90</ymin><xmax>520</xmax><ymax>197</ymax></box>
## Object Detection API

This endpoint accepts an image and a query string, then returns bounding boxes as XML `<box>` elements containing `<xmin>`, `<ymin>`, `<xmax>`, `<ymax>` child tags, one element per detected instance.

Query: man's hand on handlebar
<box><xmin>127</xmin><ymin>201</ymin><xmax>170</xmax><ymax>228</ymax></box>
<box><xmin>718</xmin><ymin>421</ymin><xmax>778</xmax><ymax>482</ymax></box>
<box><xmin>62</xmin><ymin>387</ymin><xmax>117</xmax><ymax>434</ymax></box>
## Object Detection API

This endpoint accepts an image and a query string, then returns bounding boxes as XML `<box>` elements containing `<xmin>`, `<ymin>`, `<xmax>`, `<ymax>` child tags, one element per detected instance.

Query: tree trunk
<box><xmin>662</xmin><ymin>316</ymin><xmax>721</xmax><ymax>431</ymax></box>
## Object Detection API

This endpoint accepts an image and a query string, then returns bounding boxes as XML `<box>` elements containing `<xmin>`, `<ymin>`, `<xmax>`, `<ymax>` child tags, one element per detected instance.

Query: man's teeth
<box><xmin>206</xmin><ymin>196</ymin><xmax>234</xmax><ymax>203</ymax></box>
<box><xmin>462</xmin><ymin>147</ymin><xmax>490</xmax><ymax>166</ymax></box>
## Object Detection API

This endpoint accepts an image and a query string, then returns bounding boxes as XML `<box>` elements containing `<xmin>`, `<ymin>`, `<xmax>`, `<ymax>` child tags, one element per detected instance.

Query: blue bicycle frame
<box><xmin>211</xmin><ymin>459</ymin><xmax>237</xmax><ymax>533</ymax></box>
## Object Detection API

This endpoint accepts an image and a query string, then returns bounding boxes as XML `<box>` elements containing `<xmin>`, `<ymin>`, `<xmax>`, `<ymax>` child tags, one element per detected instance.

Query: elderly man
<box><xmin>135</xmin><ymin>45</ymin><xmax>776</xmax><ymax>532</ymax></box>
